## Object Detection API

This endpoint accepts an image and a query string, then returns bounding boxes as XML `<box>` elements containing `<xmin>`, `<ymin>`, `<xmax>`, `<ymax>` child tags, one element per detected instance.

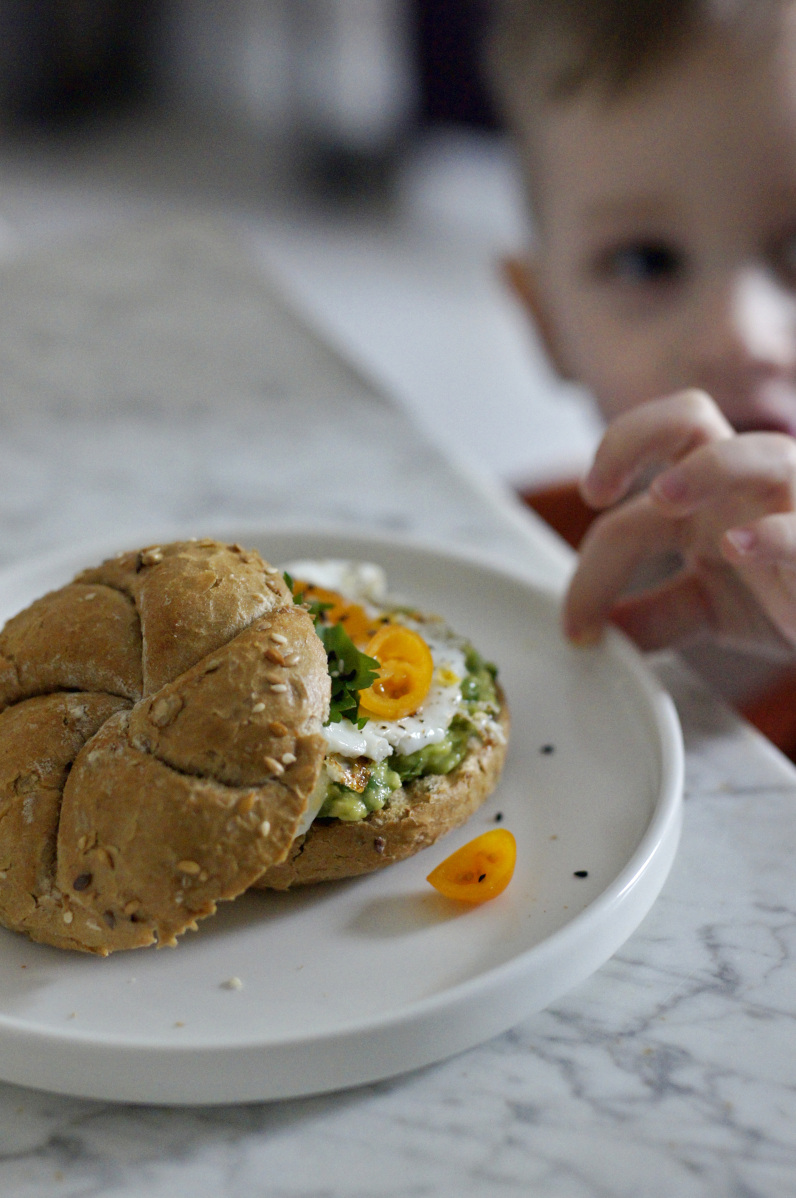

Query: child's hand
<box><xmin>563</xmin><ymin>389</ymin><xmax>796</xmax><ymax>658</ymax></box>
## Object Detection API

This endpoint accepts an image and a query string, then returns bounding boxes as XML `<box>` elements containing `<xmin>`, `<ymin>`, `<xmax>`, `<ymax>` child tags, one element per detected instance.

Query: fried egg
<box><xmin>282</xmin><ymin>559</ymin><xmax>469</xmax><ymax>762</ymax></box>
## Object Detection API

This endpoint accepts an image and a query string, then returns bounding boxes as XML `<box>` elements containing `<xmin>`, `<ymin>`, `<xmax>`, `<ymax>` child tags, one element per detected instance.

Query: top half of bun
<box><xmin>0</xmin><ymin>538</ymin><xmax>329</xmax><ymax>707</ymax></box>
<box><xmin>0</xmin><ymin>539</ymin><xmax>332</xmax><ymax>954</ymax></box>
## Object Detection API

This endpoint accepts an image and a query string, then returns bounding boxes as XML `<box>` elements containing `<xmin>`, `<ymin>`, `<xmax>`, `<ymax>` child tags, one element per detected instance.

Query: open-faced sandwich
<box><xmin>256</xmin><ymin>559</ymin><xmax>509</xmax><ymax>889</ymax></box>
<box><xmin>0</xmin><ymin>540</ymin><xmax>508</xmax><ymax>954</ymax></box>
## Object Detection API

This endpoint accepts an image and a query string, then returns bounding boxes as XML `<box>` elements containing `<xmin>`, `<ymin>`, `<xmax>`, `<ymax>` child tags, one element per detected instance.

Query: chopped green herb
<box><xmin>289</xmin><ymin>578</ymin><xmax>333</xmax><ymax>622</ymax></box>
<box><xmin>285</xmin><ymin>573</ymin><xmax>378</xmax><ymax>728</ymax></box>
<box><xmin>314</xmin><ymin>620</ymin><xmax>379</xmax><ymax>728</ymax></box>
<box><xmin>307</xmin><ymin>597</ymin><xmax>333</xmax><ymax>620</ymax></box>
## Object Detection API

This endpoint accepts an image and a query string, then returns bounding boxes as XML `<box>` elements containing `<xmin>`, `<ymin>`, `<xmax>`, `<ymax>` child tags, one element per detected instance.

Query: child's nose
<box><xmin>691</xmin><ymin>268</ymin><xmax>796</xmax><ymax>383</ymax></box>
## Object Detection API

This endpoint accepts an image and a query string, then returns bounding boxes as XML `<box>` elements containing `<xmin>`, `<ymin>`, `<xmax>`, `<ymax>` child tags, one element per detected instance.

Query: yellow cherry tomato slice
<box><xmin>426</xmin><ymin>829</ymin><xmax>516</xmax><ymax>903</ymax></box>
<box><xmin>358</xmin><ymin>624</ymin><xmax>434</xmax><ymax>719</ymax></box>
<box><xmin>292</xmin><ymin>580</ymin><xmax>381</xmax><ymax>646</ymax></box>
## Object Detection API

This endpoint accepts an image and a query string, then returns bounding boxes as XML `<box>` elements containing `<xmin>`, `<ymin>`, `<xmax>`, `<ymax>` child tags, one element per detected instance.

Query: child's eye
<box><xmin>594</xmin><ymin>242</ymin><xmax>684</xmax><ymax>284</ymax></box>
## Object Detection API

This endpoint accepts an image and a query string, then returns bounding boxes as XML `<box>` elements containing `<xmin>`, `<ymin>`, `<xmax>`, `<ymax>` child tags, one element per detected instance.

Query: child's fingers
<box><xmin>562</xmin><ymin>495</ymin><xmax>679</xmax><ymax>642</ymax></box>
<box><xmin>721</xmin><ymin>513</ymin><xmax>796</xmax><ymax>649</ymax></box>
<box><xmin>608</xmin><ymin>575</ymin><xmax>716</xmax><ymax>651</ymax></box>
<box><xmin>651</xmin><ymin>433</ymin><xmax>796</xmax><ymax>519</ymax></box>
<box><xmin>610</xmin><ymin>567</ymin><xmax>788</xmax><ymax>653</ymax></box>
<box><xmin>722</xmin><ymin>511</ymin><xmax>796</xmax><ymax>566</ymax></box>
<box><xmin>581</xmin><ymin>389</ymin><xmax>733</xmax><ymax>508</ymax></box>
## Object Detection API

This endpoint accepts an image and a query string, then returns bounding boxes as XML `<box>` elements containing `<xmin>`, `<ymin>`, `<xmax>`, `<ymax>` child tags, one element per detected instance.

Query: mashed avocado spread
<box><xmin>318</xmin><ymin>646</ymin><xmax>498</xmax><ymax>822</ymax></box>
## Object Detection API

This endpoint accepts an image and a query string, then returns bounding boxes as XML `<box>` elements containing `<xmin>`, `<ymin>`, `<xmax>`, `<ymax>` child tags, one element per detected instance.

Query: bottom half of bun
<box><xmin>254</xmin><ymin>696</ymin><xmax>510</xmax><ymax>890</ymax></box>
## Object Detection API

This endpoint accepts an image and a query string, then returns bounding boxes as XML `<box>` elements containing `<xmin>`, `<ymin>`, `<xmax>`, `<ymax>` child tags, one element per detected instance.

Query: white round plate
<box><xmin>0</xmin><ymin>526</ymin><xmax>683</xmax><ymax>1105</ymax></box>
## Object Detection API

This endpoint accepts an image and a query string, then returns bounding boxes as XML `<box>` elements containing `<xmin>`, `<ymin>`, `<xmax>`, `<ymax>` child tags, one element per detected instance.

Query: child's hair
<box><xmin>488</xmin><ymin>0</ymin><xmax>782</xmax><ymax>125</ymax></box>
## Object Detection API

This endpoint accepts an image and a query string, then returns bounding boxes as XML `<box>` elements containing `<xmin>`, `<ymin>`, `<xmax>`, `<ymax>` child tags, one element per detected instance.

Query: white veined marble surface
<box><xmin>0</xmin><ymin>216</ymin><xmax>793</xmax><ymax>1198</ymax></box>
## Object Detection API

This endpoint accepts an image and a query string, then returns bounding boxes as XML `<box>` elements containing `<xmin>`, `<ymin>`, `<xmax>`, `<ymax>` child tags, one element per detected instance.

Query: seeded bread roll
<box><xmin>0</xmin><ymin>540</ymin><xmax>330</xmax><ymax>954</ymax></box>
<box><xmin>255</xmin><ymin>694</ymin><xmax>509</xmax><ymax>890</ymax></box>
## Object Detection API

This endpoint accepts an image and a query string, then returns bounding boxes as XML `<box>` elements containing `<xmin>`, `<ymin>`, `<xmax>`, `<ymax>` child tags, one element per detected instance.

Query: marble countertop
<box><xmin>0</xmin><ymin>217</ymin><xmax>794</xmax><ymax>1198</ymax></box>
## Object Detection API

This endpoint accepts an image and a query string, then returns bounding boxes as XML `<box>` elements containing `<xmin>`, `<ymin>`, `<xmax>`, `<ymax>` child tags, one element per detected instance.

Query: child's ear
<box><xmin>501</xmin><ymin>254</ymin><xmax>572</xmax><ymax>379</ymax></box>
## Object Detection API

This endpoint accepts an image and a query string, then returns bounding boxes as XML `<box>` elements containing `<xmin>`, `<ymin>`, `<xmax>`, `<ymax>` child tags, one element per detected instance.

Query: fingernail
<box><xmin>651</xmin><ymin>469</ymin><xmax>687</xmax><ymax>504</ymax></box>
<box><xmin>724</xmin><ymin>527</ymin><xmax>758</xmax><ymax>555</ymax></box>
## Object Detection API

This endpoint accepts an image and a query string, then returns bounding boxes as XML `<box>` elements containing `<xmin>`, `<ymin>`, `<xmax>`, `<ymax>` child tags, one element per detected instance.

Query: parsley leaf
<box><xmin>315</xmin><ymin>620</ymin><xmax>379</xmax><ymax>728</ymax></box>
<box><xmin>284</xmin><ymin>572</ymin><xmax>379</xmax><ymax>728</ymax></box>
<box><xmin>287</xmin><ymin>573</ymin><xmax>334</xmax><ymax>622</ymax></box>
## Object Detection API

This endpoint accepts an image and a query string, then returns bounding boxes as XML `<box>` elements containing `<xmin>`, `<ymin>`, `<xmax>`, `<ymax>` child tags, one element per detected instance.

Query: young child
<box><xmin>488</xmin><ymin>0</ymin><xmax>796</xmax><ymax>754</ymax></box>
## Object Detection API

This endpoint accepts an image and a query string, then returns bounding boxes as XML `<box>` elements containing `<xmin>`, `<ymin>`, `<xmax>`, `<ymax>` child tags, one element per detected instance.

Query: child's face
<box><xmin>519</xmin><ymin>14</ymin><xmax>796</xmax><ymax>434</ymax></box>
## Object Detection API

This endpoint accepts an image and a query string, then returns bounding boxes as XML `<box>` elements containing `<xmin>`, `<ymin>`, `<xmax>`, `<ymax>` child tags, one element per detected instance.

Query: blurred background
<box><xmin>0</xmin><ymin>0</ymin><xmax>600</xmax><ymax>490</ymax></box>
